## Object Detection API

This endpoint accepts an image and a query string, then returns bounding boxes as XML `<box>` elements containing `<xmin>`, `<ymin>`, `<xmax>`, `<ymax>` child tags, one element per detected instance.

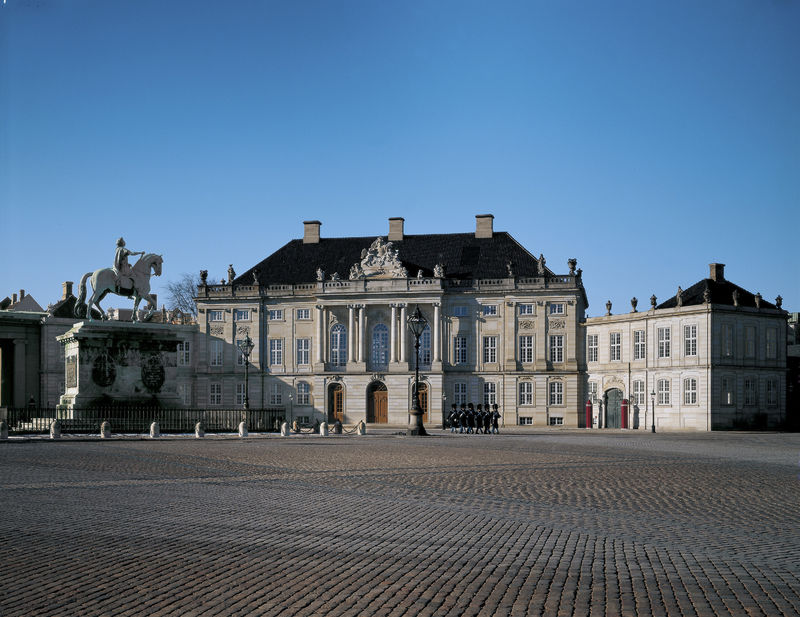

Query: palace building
<box><xmin>189</xmin><ymin>215</ymin><xmax>589</xmax><ymax>427</ymax></box>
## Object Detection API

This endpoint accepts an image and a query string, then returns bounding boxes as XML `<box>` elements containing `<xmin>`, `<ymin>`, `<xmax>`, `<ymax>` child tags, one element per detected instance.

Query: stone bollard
<box><xmin>100</xmin><ymin>421</ymin><xmax>111</xmax><ymax>439</ymax></box>
<box><xmin>195</xmin><ymin>422</ymin><xmax>205</xmax><ymax>439</ymax></box>
<box><xmin>319</xmin><ymin>422</ymin><xmax>328</xmax><ymax>436</ymax></box>
<box><xmin>150</xmin><ymin>421</ymin><xmax>160</xmax><ymax>439</ymax></box>
<box><xmin>238</xmin><ymin>421</ymin><xmax>248</xmax><ymax>438</ymax></box>
<box><xmin>332</xmin><ymin>420</ymin><xmax>343</xmax><ymax>435</ymax></box>
<box><xmin>357</xmin><ymin>420</ymin><xmax>366</xmax><ymax>436</ymax></box>
<box><xmin>50</xmin><ymin>420</ymin><xmax>61</xmax><ymax>440</ymax></box>
<box><xmin>0</xmin><ymin>420</ymin><xmax>8</xmax><ymax>440</ymax></box>
<box><xmin>281</xmin><ymin>422</ymin><xmax>290</xmax><ymax>437</ymax></box>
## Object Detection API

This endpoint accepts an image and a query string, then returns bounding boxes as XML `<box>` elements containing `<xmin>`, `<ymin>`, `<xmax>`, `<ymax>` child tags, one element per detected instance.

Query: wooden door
<box><xmin>373</xmin><ymin>390</ymin><xmax>388</xmax><ymax>423</ymax></box>
<box><xmin>328</xmin><ymin>384</ymin><xmax>344</xmax><ymax>423</ymax></box>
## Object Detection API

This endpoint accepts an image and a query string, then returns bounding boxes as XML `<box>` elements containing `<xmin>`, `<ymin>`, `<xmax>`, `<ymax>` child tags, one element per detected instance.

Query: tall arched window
<box><xmin>372</xmin><ymin>324</ymin><xmax>389</xmax><ymax>369</ymax></box>
<box><xmin>330</xmin><ymin>324</ymin><xmax>347</xmax><ymax>367</ymax></box>
<box><xmin>420</xmin><ymin>325</ymin><xmax>431</xmax><ymax>367</ymax></box>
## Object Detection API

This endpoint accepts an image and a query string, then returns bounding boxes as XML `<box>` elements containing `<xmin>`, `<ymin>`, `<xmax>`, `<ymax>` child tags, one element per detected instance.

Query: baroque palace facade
<box><xmin>188</xmin><ymin>215</ymin><xmax>589</xmax><ymax>427</ymax></box>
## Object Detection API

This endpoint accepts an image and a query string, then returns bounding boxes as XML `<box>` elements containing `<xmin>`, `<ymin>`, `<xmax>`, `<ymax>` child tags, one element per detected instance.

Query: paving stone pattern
<box><xmin>2</xmin><ymin>431</ymin><xmax>800</xmax><ymax>616</ymax></box>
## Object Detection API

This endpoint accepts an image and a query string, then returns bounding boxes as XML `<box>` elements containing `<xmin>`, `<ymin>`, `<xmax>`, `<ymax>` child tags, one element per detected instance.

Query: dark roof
<box><xmin>234</xmin><ymin>232</ymin><xmax>555</xmax><ymax>286</ymax></box>
<box><xmin>657</xmin><ymin>277</ymin><xmax>778</xmax><ymax>310</ymax></box>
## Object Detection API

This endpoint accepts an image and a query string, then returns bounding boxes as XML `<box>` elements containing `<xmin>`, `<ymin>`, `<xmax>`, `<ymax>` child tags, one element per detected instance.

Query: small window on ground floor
<box><xmin>519</xmin><ymin>416</ymin><xmax>533</xmax><ymax>425</ymax></box>
<box><xmin>548</xmin><ymin>417</ymin><xmax>564</xmax><ymax>426</ymax></box>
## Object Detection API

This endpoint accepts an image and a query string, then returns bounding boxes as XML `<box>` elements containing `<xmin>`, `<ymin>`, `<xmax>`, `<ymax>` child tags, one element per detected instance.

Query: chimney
<box><xmin>475</xmin><ymin>214</ymin><xmax>494</xmax><ymax>239</ymax></box>
<box><xmin>12</xmin><ymin>293</ymin><xmax>17</xmax><ymax>304</ymax></box>
<box><xmin>19</xmin><ymin>289</ymin><xmax>25</xmax><ymax>300</ymax></box>
<box><xmin>388</xmin><ymin>217</ymin><xmax>405</xmax><ymax>242</ymax></box>
<box><xmin>62</xmin><ymin>281</ymin><xmax>73</xmax><ymax>300</ymax></box>
<box><xmin>709</xmin><ymin>263</ymin><xmax>725</xmax><ymax>282</ymax></box>
<box><xmin>303</xmin><ymin>220</ymin><xmax>321</xmax><ymax>244</ymax></box>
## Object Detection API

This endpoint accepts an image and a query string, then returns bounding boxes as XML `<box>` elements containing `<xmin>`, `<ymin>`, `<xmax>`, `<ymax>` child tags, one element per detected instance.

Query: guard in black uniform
<box><xmin>459</xmin><ymin>403</ymin><xmax>467</xmax><ymax>433</ymax></box>
<box><xmin>475</xmin><ymin>404</ymin><xmax>484</xmax><ymax>434</ymax></box>
<box><xmin>448</xmin><ymin>403</ymin><xmax>459</xmax><ymax>433</ymax></box>
<box><xmin>483</xmin><ymin>404</ymin><xmax>492</xmax><ymax>434</ymax></box>
<box><xmin>466</xmin><ymin>403</ymin><xmax>475</xmax><ymax>433</ymax></box>
<box><xmin>491</xmin><ymin>403</ymin><xmax>501</xmax><ymax>434</ymax></box>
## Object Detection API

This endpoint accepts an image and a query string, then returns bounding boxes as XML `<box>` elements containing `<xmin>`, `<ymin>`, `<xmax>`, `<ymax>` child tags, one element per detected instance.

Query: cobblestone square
<box><xmin>2</xmin><ymin>430</ymin><xmax>800</xmax><ymax>616</ymax></box>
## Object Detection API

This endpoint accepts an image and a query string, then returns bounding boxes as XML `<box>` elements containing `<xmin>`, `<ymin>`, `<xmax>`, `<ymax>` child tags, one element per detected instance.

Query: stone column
<box><xmin>400</xmin><ymin>304</ymin><xmax>408</xmax><ymax>363</ymax></box>
<box><xmin>347</xmin><ymin>305</ymin><xmax>355</xmax><ymax>364</ymax></box>
<box><xmin>13</xmin><ymin>339</ymin><xmax>26</xmax><ymax>409</ymax></box>
<box><xmin>433</xmin><ymin>303</ymin><xmax>441</xmax><ymax>362</ymax></box>
<box><xmin>390</xmin><ymin>304</ymin><xmax>397</xmax><ymax>363</ymax></box>
<box><xmin>358</xmin><ymin>305</ymin><xmax>366</xmax><ymax>363</ymax></box>
<box><xmin>315</xmin><ymin>305</ymin><xmax>324</xmax><ymax>365</ymax></box>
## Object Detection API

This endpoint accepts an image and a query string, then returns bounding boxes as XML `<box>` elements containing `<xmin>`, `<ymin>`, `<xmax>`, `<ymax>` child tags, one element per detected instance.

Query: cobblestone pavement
<box><xmin>2</xmin><ymin>431</ymin><xmax>800</xmax><ymax>616</ymax></box>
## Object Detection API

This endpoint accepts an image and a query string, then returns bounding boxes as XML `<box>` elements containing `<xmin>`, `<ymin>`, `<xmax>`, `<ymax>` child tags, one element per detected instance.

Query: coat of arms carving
<box><xmin>349</xmin><ymin>237</ymin><xmax>408</xmax><ymax>279</ymax></box>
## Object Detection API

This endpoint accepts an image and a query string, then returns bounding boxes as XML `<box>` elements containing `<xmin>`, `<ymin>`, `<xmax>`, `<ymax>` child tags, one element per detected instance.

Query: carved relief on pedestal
<box><xmin>141</xmin><ymin>353</ymin><xmax>166</xmax><ymax>393</ymax></box>
<box><xmin>92</xmin><ymin>352</ymin><xmax>116</xmax><ymax>387</ymax></box>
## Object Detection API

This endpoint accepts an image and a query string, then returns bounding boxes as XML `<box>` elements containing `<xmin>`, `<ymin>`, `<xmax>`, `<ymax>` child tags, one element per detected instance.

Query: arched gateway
<box><xmin>605</xmin><ymin>388</ymin><xmax>623</xmax><ymax>428</ymax></box>
<box><xmin>367</xmin><ymin>381</ymin><xmax>387</xmax><ymax>424</ymax></box>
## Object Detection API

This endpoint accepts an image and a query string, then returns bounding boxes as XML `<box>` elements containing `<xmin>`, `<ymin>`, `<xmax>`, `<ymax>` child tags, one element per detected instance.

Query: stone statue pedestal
<box><xmin>56</xmin><ymin>321</ymin><xmax>191</xmax><ymax>415</ymax></box>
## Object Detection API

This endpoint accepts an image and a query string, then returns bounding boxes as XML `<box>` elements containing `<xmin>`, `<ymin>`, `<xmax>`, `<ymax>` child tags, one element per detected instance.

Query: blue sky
<box><xmin>1</xmin><ymin>0</ymin><xmax>798</xmax><ymax>315</ymax></box>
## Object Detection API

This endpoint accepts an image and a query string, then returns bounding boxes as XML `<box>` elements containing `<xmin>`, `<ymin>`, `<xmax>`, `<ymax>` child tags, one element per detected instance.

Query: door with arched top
<box><xmin>605</xmin><ymin>388</ymin><xmax>622</xmax><ymax>428</ymax></box>
<box><xmin>367</xmin><ymin>381</ymin><xmax>388</xmax><ymax>424</ymax></box>
<box><xmin>328</xmin><ymin>383</ymin><xmax>344</xmax><ymax>423</ymax></box>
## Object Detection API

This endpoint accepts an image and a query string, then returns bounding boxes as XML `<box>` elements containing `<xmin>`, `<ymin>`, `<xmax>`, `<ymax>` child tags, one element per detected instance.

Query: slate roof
<box><xmin>657</xmin><ymin>277</ymin><xmax>778</xmax><ymax>310</ymax></box>
<box><xmin>234</xmin><ymin>232</ymin><xmax>557</xmax><ymax>286</ymax></box>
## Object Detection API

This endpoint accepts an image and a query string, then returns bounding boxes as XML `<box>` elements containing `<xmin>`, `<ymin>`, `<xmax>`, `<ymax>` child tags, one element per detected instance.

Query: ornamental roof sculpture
<box><xmin>349</xmin><ymin>237</ymin><xmax>409</xmax><ymax>279</ymax></box>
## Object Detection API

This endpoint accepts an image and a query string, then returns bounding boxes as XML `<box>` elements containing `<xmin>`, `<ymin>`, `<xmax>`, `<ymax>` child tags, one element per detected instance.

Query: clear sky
<box><xmin>1</xmin><ymin>0</ymin><xmax>798</xmax><ymax>316</ymax></box>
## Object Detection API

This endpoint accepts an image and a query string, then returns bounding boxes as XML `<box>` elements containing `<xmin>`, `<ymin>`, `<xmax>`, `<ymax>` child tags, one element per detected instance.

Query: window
<box><xmin>519</xmin><ymin>417</ymin><xmax>533</xmax><ymax>425</ymax></box>
<box><xmin>209</xmin><ymin>310</ymin><xmax>224</xmax><ymax>322</ymax></box>
<box><xmin>482</xmin><ymin>305</ymin><xmax>498</xmax><ymax>316</ymax></box>
<box><xmin>330</xmin><ymin>324</ymin><xmax>347</xmax><ymax>366</ymax></box>
<box><xmin>683</xmin><ymin>378</ymin><xmax>697</xmax><ymax>405</ymax></box>
<box><xmin>177</xmin><ymin>341</ymin><xmax>191</xmax><ymax>366</ymax></box>
<box><xmin>454</xmin><ymin>336</ymin><xmax>468</xmax><ymax>365</ymax></box>
<box><xmin>454</xmin><ymin>382</ymin><xmax>467</xmax><ymax>406</ymax></box>
<box><xmin>683</xmin><ymin>325</ymin><xmax>697</xmax><ymax>357</ymax></box>
<box><xmin>722</xmin><ymin>376</ymin><xmax>734</xmax><ymax>405</ymax></box>
<box><xmin>483</xmin><ymin>382</ymin><xmax>497</xmax><ymax>406</ymax></box>
<box><xmin>420</xmin><ymin>325</ymin><xmax>431</xmax><ymax>366</ymax></box>
<box><xmin>657</xmin><ymin>379</ymin><xmax>670</xmax><ymax>405</ymax></box>
<box><xmin>234</xmin><ymin>309</ymin><xmax>250</xmax><ymax>321</ymax></box>
<box><xmin>209</xmin><ymin>383</ymin><xmax>221</xmax><ymax>405</ymax></box>
<box><xmin>519</xmin><ymin>304</ymin><xmax>534</xmax><ymax>315</ymax></box>
<box><xmin>588</xmin><ymin>334</ymin><xmax>598</xmax><ymax>363</ymax></box>
<box><xmin>296</xmin><ymin>308</ymin><xmax>310</xmax><ymax>320</ymax></box>
<box><xmin>634</xmin><ymin>330</ymin><xmax>646</xmax><ymax>360</ymax></box>
<box><xmin>519</xmin><ymin>335</ymin><xmax>534</xmax><ymax>363</ymax></box>
<box><xmin>610</xmin><ymin>333</ymin><xmax>621</xmax><ymax>361</ymax></box>
<box><xmin>548</xmin><ymin>417</ymin><xmax>564</xmax><ymax>426</ymax></box>
<box><xmin>269</xmin><ymin>339</ymin><xmax>283</xmax><ymax>366</ymax></box>
<box><xmin>549</xmin><ymin>303</ymin><xmax>565</xmax><ymax>315</ymax></box>
<box><xmin>549</xmin><ymin>335</ymin><xmax>564</xmax><ymax>363</ymax></box>
<box><xmin>453</xmin><ymin>306</ymin><xmax>468</xmax><ymax>317</ymax></box>
<box><xmin>519</xmin><ymin>381</ymin><xmax>533</xmax><ymax>405</ymax></box>
<box><xmin>633</xmin><ymin>380</ymin><xmax>645</xmax><ymax>406</ymax></box>
<box><xmin>210</xmin><ymin>340</ymin><xmax>223</xmax><ymax>366</ymax></box>
<box><xmin>268</xmin><ymin>309</ymin><xmax>283</xmax><ymax>321</ymax></box>
<box><xmin>766</xmin><ymin>329</ymin><xmax>777</xmax><ymax>359</ymax></box>
<box><xmin>549</xmin><ymin>381</ymin><xmax>563</xmax><ymax>405</ymax></box>
<box><xmin>236</xmin><ymin>383</ymin><xmax>246</xmax><ymax>406</ymax></box>
<box><xmin>269</xmin><ymin>382</ymin><xmax>282</xmax><ymax>405</ymax></box>
<box><xmin>658</xmin><ymin>327</ymin><xmax>671</xmax><ymax>358</ymax></box>
<box><xmin>745</xmin><ymin>327</ymin><xmax>755</xmax><ymax>358</ymax></box>
<box><xmin>179</xmin><ymin>383</ymin><xmax>191</xmax><ymax>406</ymax></box>
<box><xmin>588</xmin><ymin>381</ymin><xmax>598</xmax><ymax>402</ymax></box>
<box><xmin>296</xmin><ymin>338</ymin><xmax>310</xmax><ymax>365</ymax></box>
<box><xmin>767</xmin><ymin>378</ymin><xmax>777</xmax><ymax>406</ymax></box>
<box><xmin>722</xmin><ymin>324</ymin><xmax>734</xmax><ymax>358</ymax></box>
<box><xmin>744</xmin><ymin>378</ymin><xmax>756</xmax><ymax>406</ymax></box>
<box><xmin>297</xmin><ymin>381</ymin><xmax>310</xmax><ymax>405</ymax></box>
<box><xmin>483</xmin><ymin>336</ymin><xmax>497</xmax><ymax>363</ymax></box>
<box><xmin>372</xmin><ymin>324</ymin><xmax>389</xmax><ymax>369</ymax></box>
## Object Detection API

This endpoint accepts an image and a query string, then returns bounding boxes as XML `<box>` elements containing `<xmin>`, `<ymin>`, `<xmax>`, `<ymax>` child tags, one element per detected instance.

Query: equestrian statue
<box><xmin>74</xmin><ymin>237</ymin><xmax>163</xmax><ymax>322</ymax></box>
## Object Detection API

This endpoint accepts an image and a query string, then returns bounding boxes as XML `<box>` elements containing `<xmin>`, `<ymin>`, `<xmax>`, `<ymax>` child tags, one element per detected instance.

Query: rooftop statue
<box><xmin>74</xmin><ymin>237</ymin><xmax>163</xmax><ymax>322</ymax></box>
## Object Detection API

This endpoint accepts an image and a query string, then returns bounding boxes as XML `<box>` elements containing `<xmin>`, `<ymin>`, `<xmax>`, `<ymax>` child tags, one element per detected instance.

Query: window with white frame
<box><xmin>767</xmin><ymin>378</ymin><xmax>777</xmax><ymax>406</ymax></box>
<box><xmin>549</xmin><ymin>381</ymin><xmax>563</xmax><ymax>405</ymax></box>
<box><xmin>683</xmin><ymin>378</ymin><xmax>697</xmax><ymax>405</ymax></box>
<box><xmin>657</xmin><ymin>379</ymin><xmax>670</xmax><ymax>405</ymax></box>
<box><xmin>722</xmin><ymin>376</ymin><xmax>734</xmax><ymax>405</ymax></box>
<box><xmin>268</xmin><ymin>309</ymin><xmax>283</xmax><ymax>321</ymax></box>
<box><xmin>519</xmin><ymin>416</ymin><xmax>533</xmax><ymax>425</ymax></box>
<box><xmin>482</xmin><ymin>305</ymin><xmax>498</xmax><ymax>317</ymax></box>
<box><xmin>177</xmin><ymin>341</ymin><xmax>191</xmax><ymax>366</ymax></box>
<box><xmin>234</xmin><ymin>309</ymin><xmax>250</xmax><ymax>321</ymax></box>
<box><xmin>454</xmin><ymin>336</ymin><xmax>468</xmax><ymax>365</ymax></box>
<box><xmin>330</xmin><ymin>324</ymin><xmax>347</xmax><ymax>366</ymax></box>
<box><xmin>549</xmin><ymin>335</ymin><xmax>564</xmax><ymax>363</ymax></box>
<box><xmin>684</xmin><ymin>325</ymin><xmax>697</xmax><ymax>357</ymax></box>
<box><xmin>519</xmin><ymin>335</ymin><xmax>534</xmax><ymax>363</ymax></box>
<box><xmin>722</xmin><ymin>324</ymin><xmax>734</xmax><ymax>358</ymax></box>
<box><xmin>483</xmin><ymin>336</ymin><xmax>497</xmax><ymax>364</ymax></box>
<box><xmin>549</xmin><ymin>303</ymin><xmax>565</xmax><ymax>315</ymax></box>
<box><xmin>179</xmin><ymin>383</ymin><xmax>191</xmax><ymax>406</ymax></box>
<box><xmin>209</xmin><ymin>383</ymin><xmax>222</xmax><ymax>405</ymax></box>
<box><xmin>296</xmin><ymin>308</ymin><xmax>310</xmax><ymax>320</ymax></box>
<box><xmin>588</xmin><ymin>334</ymin><xmax>598</xmax><ymax>363</ymax></box>
<box><xmin>610</xmin><ymin>332</ymin><xmax>621</xmax><ymax>361</ymax></box>
<box><xmin>519</xmin><ymin>304</ymin><xmax>534</xmax><ymax>315</ymax></box>
<box><xmin>296</xmin><ymin>338</ymin><xmax>310</xmax><ymax>365</ymax></box>
<box><xmin>210</xmin><ymin>340</ymin><xmax>223</xmax><ymax>366</ymax></box>
<box><xmin>744</xmin><ymin>377</ymin><xmax>756</xmax><ymax>406</ymax></box>
<box><xmin>548</xmin><ymin>417</ymin><xmax>564</xmax><ymax>426</ymax></box>
<box><xmin>588</xmin><ymin>381</ymin><xmax>598</xmax><ymax>402</ymax></box>
<box><xmin>269</xmin><ymin>382</ymin><xmax>282</xmax><ymax>405</ymax></box>
<box><xmin>483</xmin><ymin>382</ymin><xmax>497</xmax><ymax>406</ymax></box>
<box><xmin>453</xmin><ymin>306</ymin><xmax>468</xmax><ymax>317</ymax></box>
<box><xmin>633</xmin><ymin>380</ymin><xmax>645</xmax><ymax>406</ymax></box>
<box><xmin>297</xmin><ymin>381</ymin><xmax>310</xmax><ymax>405</ymax></box>
<box><xmin>658</xmin><ymin>327</ymin><xmax>671</xmax><ymax>358</ymax></box>
<box><xmin>372</xmin><ymin>324</ymin><xmax>389</xmax><ymax>369</ymax></box>
<box><xmin>745</xmin><ymin>326</ymin><xmax>755</xmax><ymax>358</ymax></box>
<box><xmin>454</xmin><ymin>382</ymin><xmax>467</xmax><ymax>405</ymax></box>
<box><xmin>236</xmin><ymin>383</ymin><xmax>246</xmax><ymax>406</ymax></box>
<box><xmin>519</xmin><ymin>381</ymin><xmax>533</xmax><ymax>405</ymax></box>
<box><xmin>268</xmin><ymin>339</ymin><xmax>283</xmax><ymax>366</ymax></box>
<box><xmin>420</xmin><ymin>325</ymin><xmax>432</xmax><ymax>366</ymax></box>
<box><xmin>634</xmin><ymin>330</ymin><xmax>646</xmax><ymax>360</ymax></box>
<box><xmin>209</xmin><ymin>310</ymin><xmax>224</xmax><ymax>322</ymax></box>
<box><xmin>766</xmin><ymin>329</ymin><xmax>777</xmax><ymax>359</ymax></box>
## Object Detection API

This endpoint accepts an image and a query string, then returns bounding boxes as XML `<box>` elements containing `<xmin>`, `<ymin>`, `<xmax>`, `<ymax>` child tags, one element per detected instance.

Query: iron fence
<box><xmin>0</xmin><ymin>407</ymin><xmax>285</xmax><ymax>435</ymax></box>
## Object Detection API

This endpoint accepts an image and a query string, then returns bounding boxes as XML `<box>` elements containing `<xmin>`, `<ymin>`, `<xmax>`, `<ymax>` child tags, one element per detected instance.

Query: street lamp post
<box><xmin>237</xmin><ymin>335</ymin><xmax>254</xmax><ymax>423</ymax></box>
<box><xmin>650</xmin><ymin>389</ymin><xmax>656</xmax><ymax>433</ymax></box>
<box><xmin>406</xmin><ymin>305</ymin><xmax>428</xmax><ymax>436</ymax></box>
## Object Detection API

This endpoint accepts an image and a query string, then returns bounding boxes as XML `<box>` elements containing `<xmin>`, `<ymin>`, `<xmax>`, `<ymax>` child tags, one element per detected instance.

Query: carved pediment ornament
<box><xmin>549</xmin><ymin>319</ymin><xmax>566</xmax><ymax>329</ymax></box>
<box><xmin>519</xmin><ymin>320</ymin><xmax>535</xmax><ymax>329</ymax></box>
<box><xmin>349</xmin><ymin>237</ymin><xmax>408</xmax><ymax>279</ymax></box>
<box><xmin>210</xmin><ymin>325</ymin><xmax>224</xmax><ymax>335</ymax></box>
<box><xmin>237</xmin><ymin>325</ymin><xmax>250</xmax><ymax>335</ymax></box>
